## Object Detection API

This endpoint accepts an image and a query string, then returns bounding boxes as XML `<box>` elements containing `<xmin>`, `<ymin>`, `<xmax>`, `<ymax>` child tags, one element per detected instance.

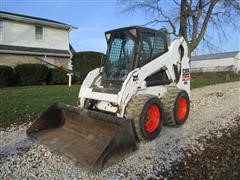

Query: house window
<box><xmin>0</xmin><ymin>20</ymin><xmax>3</xmax><ymax>40</ymax></box>
<box><xmin>35</xmin><ymin>25</ymin><xmax>43</xmax><ymax>40</ymax></box>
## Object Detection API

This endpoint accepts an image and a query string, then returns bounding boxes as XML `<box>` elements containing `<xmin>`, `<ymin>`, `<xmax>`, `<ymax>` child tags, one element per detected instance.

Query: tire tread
<box><xmin>125</xmin><ymin>95</ymin><xmax>155</xmax><ymax>141</ymax></box>
<box><xmin>162</xmin><ymin>88</ymin><xmax>182</xmax><ymax>126</ymax></box>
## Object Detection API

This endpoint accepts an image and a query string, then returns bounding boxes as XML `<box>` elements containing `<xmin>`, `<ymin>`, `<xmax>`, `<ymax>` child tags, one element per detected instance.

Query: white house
<box><xmin>191</xmin><ymin>51</ymin><xmax>240</xmax><ymax>73</ymax></box>
<box><xmin>0</xmin><ymin>11</ymin><xmax>77</xmax><ymax>69</ymax></box>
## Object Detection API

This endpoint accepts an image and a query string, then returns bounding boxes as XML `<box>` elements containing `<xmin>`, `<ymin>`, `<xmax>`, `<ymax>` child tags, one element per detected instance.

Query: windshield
<box><xmin>104</xmin><ymin>32</ymin><xmax>135</xmax><ymax>80</ymax></box>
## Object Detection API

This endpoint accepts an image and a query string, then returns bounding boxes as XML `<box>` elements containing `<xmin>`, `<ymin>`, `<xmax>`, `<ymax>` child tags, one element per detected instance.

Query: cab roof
<box><xmin>105</xmin><ymin>26</ymin><xmax>163</xmax><ymax>34</ymax></box>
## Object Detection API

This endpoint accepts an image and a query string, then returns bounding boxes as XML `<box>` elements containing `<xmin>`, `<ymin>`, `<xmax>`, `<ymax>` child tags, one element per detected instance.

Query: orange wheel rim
<box><xmin>144</xmin><ymin>104</ymin><xmax>160</xmax><ymax>133</ymax></box>
<box><xmin>176</xmin><ymin>97</ymin><xmax>188</xmax><ymax>120</ymax></box>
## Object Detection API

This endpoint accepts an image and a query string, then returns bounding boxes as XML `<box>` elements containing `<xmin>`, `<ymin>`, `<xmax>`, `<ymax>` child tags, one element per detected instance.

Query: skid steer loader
<box><xmin>27</xmin><ymin>26</ymin><xmax>190</xmax><ymax>171</ymax></box>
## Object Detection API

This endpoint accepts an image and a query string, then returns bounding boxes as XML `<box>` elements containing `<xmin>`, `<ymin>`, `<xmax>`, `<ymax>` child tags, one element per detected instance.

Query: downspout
<box><xmin>68</xmin><ymin>27</ymin><xmax>72</xmax><ymax>70</ymax></box>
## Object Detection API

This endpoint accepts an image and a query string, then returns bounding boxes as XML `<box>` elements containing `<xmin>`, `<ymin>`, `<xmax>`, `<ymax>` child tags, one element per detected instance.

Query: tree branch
<box><xmin>172</xmin><ymin>0</ymin><xmax>180</xmax><ymax>6</ymax></box>
<box><xmin>191</xmin><ymin>0</ymin><xmax>202</xmax><ymax>44</ymax></box>
<box><xmin>153</xmin><ymin>0</ymin><xmax>177</xmax><ymax>35</ymax></box>
<box><xmin>143</xmin><ymin>19</ymin><xmax>178</xmax><ymax>36</ymax></box>
<box><xmin>190</xmin><ymin>0</ymin><xmax>219</xmax><ymax>52</ymax></box>
<box><xmin>119</xmin><ymin>0</ymin><xmax>240</xmax><ymax>56</ymax></box>
<box><xmin>179</xmin><ymin>0</ymin><xmax>188</xmax><ymax>42</ymax></box>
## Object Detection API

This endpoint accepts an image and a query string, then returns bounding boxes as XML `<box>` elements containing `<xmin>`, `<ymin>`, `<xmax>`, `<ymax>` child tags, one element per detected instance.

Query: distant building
<box><xmin>0</xmin><ymin>11</ymin><xmax>77</xmax><ymax>69</ymax></box>
<box><xmin>191</xmin><ymin>51</ymin><xmax>240</xmax><ymax>73</ymax></box>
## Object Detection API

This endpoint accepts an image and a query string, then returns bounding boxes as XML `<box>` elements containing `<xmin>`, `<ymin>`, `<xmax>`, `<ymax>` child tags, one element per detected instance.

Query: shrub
<box><xmin>0</xmin><ymin>66</ymin><xmax>16</xmax><ymax>87</ymax></box>
<box><xmin>15</xmin><ymin>64</ymin><xmax>48</xmax><ymax>85</ymax></box>
<box><xmin>48</xmin><ymin>68</ymin><xmax>68</xmax><ymax>84</ymax></box>
<box><xmin>72</xmin><ymin>51</ymin><xmax>105</xmax><ymax>83</ymax></box>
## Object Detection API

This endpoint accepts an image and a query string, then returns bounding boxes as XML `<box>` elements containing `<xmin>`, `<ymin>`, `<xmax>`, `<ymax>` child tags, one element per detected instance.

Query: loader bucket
<box><xmin>27</xmin><ymin>103</ymin><xmax>137</xmax><ymax>171</ymax></box>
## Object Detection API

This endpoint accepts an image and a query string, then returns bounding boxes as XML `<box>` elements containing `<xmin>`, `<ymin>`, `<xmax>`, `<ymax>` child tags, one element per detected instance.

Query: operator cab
<box><xmin>103</xmin><ymin>26</ymin><xmax>168</xmax><ymax>82</ymax></box>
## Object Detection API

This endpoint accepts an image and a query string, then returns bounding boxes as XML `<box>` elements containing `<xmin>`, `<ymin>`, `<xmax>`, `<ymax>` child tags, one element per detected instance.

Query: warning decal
<box><xmin>182</xmin><ymin>68</ymin><xmax>190</xmax><ymax>81</ymax></box>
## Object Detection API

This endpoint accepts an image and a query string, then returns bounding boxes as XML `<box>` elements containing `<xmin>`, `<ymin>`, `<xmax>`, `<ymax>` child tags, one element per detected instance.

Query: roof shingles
<box><xmin>0</xmin><ymin>11</ymin><xmax>76</xmax><ymax>29</ymax></box>
<box><xmin>0</xmin><ymin>45</ymin><xmax>71</xmax><ymax>57</ymax></box>
<box><xmin>192</xmin><ymin>51</ymin><xmax>239</xmax><ymax>61</ymax></box>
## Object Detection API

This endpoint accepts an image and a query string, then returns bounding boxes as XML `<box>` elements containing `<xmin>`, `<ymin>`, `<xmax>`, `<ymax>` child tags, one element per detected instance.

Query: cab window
<box><xmin>152</xmin><ymin>35</ymin><xmax>166</xmax><ymax>58</ymax></box>
<box><xmin>138</xmin><ymin>32</ymin><xmax>167</xmax><ymax>67</ymax></box>
<box><xmin>139</xmin><ymin>33</ymin><xmax>154</xmax><ymax>67</ymax></box>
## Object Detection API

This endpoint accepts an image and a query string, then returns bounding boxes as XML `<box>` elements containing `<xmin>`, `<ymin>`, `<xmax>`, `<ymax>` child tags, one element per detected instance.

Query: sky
<box><xmin>1</xmin><ymin>0</ymin><xmax>239</xmax><ymax>55</ymax></box>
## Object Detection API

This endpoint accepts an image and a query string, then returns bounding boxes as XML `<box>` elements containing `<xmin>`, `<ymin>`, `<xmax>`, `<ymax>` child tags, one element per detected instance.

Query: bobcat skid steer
<box><xmin>27</xmin><ymin>26</ymin><xmax>190</xmax><ymax>171</ymax></box>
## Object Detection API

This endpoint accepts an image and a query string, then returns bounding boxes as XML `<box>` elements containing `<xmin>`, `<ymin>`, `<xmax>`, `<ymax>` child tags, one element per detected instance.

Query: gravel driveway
<box><xmin>0</xmin><ymin>82</ymin><xmax>240</xmax><ymax>179</ymax></box>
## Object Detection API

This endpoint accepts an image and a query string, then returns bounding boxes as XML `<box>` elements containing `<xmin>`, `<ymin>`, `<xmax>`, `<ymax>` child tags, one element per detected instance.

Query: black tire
<box><xmin>125</xmin><ymin>95</ymin><xmax>165</xmax><ymax>141</ymax></box>
<box><xmin>162</xmin><ymin>88</ymin><xmax>190</xmax><ymax>126</ymax></box>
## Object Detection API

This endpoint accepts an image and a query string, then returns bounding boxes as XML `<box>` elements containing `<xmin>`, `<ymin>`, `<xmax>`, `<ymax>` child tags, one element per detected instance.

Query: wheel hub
<box><xmin>176</xmin><ymin>97</ymin><xmax>188</xmax><ymax>120</ymax></box>
<box><xmin>144</xmin><ymin>104</ymin><xmax>160</xmax><ymax>133</ymax></box>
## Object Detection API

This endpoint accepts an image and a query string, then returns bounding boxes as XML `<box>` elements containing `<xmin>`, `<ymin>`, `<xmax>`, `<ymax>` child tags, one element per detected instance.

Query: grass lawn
<box><xmin>191</xmin><ymin>73</ymin><xmax>240</xmax><ymax>89</ymax></box>
<box><xmin>0</xmin><ymin>74</ymin><xmax>239</xmax><ymax>127</ymax></box>
<box><xmin>0</xmin><ymin>85</ymin><xmax>80</xmax><ymax>127</ymax></box>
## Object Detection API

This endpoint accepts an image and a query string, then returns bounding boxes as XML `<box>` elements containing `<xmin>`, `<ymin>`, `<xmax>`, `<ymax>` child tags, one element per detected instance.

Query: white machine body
<box><xmin>78</xmin><ymin>36</ymin><xmax>190</xmax><ymax>117</ymax></box>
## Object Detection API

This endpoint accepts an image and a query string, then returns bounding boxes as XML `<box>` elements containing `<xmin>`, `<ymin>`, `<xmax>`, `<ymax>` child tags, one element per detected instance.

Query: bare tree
<box><xmin>120</xmin><ymin>0</ymin><xmax>240</xmax><ymax>56</ymax></box>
